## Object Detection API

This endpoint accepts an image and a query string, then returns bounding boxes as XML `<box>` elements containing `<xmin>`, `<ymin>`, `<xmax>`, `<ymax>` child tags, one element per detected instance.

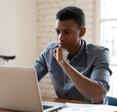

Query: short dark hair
<box><xmin>56</xmin><ymin>6</ymin><xmax>85</xmax><ymax>27</ymax></box>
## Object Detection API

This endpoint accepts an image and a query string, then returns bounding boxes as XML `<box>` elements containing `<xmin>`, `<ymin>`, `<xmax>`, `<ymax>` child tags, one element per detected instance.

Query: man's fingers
<box><xmin>53</xmin><ymin>48</ymin><xmax>58</xmax><ymax>58</ymax></box>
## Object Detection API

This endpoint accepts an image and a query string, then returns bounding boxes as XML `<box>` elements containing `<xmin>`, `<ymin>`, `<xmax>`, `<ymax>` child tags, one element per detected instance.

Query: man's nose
<box><xmin>58</xmin><ymin>33</ymin><xmax>65</xmax><ymax>41</ymax></box>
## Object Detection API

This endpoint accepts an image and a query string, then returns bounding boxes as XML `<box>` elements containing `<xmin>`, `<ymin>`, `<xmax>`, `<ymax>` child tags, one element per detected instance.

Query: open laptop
<box><xmin>0</xmin><ymin>66</ymin><xmax>65</xmax><ymax>112</ymax></box>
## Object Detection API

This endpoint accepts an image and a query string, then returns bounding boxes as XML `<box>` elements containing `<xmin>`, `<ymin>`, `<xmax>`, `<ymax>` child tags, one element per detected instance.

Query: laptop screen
<box><xmin>0</xmin><ymin>66</ymin><xmax>43</xmax><ymax>112</ymax></box>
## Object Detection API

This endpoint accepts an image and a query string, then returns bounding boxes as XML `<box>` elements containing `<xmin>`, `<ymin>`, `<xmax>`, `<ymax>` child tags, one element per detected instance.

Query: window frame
<box><xmin>96</xmin><ymin>0</ymin><xmax>117</xmax><ymax>97</ymax></box>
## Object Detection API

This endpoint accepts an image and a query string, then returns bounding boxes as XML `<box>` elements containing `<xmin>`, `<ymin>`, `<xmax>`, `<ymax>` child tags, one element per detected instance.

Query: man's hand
<box><xmin>54</xmin><ymin>46</ymin><xmax>69</xmax><ymax>65</ymax></box>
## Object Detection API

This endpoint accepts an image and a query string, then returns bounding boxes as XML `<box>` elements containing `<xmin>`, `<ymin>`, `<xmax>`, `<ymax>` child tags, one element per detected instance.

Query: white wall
<box><xmin>0</xmin><ymin>0</ymin><xmax>37</xmax><ymax>66</ymax></box>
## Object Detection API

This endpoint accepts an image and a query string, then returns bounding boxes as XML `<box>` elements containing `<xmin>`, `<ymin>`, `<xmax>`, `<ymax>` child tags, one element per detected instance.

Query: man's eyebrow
<box><xmin>62</xmin><ymin>29</ymin><xmax>74</xmax><ymax>31</ymax></box>
<box><xmin>55</xmin><ymin>28</ymin><xmax>72</xmax><ymax>30</ymax></box>
<box><xmin>55</xmin><ymin>28</ymin><xmax>58</xmax><ymax>30</ymax></box>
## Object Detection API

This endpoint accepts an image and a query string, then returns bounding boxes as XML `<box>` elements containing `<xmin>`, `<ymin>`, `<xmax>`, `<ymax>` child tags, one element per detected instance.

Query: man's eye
<box><xmin>56</xmin><ymin>30</ymin><xmax>60</xmax><ymax>35</ymax></box>
<box><xmin>64</xmin><ymin>31</ymin><xmax>70</xmax><ymax>35</ymax></box>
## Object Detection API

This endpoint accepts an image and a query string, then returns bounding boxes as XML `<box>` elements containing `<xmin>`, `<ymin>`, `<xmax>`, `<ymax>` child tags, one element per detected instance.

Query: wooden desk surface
<box><xmin>0</xmin><ymin>97</ymin><xmax>88</xmax><ymax>112</ymax></box>
<box><xmin>42</xmin><ymin>96</ymin><xmax>88</xmax><ymax>104</ymax></box>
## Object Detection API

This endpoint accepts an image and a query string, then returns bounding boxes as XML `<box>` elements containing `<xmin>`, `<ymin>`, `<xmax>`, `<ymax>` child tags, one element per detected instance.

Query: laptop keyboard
<box><xmin>43</xmin><ymin>105</ymin><xmax>53</xmax><ymax>110</ymax></box>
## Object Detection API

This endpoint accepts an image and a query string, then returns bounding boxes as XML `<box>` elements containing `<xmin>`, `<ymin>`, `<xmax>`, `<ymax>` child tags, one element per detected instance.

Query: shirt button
<box><xmin>65</xmin><ymin>93</ymin><xmax>68</xmax><ymax>96</ymax></box>
<box><xmin>65</xmin><ymin>80</ymin><xmax>68</xmax><ymax>83</ymax></box>
<box><xmin>50</xmin><ymin>70</ymin><xmax>52</xmax><ymax>73</ymax></box>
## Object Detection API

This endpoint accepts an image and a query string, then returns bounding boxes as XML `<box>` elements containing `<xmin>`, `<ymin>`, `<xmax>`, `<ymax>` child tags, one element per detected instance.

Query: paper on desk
<box><xmin>58</xmin><ymin>103</ymin><xmax>117</xmax><ymax>112</ymax></box>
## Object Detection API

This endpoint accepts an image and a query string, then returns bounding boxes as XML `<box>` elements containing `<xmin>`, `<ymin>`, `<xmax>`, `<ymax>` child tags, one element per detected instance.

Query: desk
<box><xmin>1</xmin><ymin>97</ymin><xmax>117</xmax><ymax>112</ymax></box>
<box><xmin>43</xmin><ymin>97</ymin><xmax>117</xmax><ymax>112</ymax></box>
<box><xmin>42</xmin><ymin>96</ymin><xmax>88</xmax><ymax>104</ymax></box>
<box><xmin>0</xmin><ymin>97</ymin><xmax>87</xmax><ymax>112</ymax></box>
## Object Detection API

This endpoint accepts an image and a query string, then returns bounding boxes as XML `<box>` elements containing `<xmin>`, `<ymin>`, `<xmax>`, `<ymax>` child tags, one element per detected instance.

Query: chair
<box><xmin>107</xmin><ymin>96</ymin><xmax>117</xmax><ymax>106</ymax></box>
<box><xmin>0</xmin><ymin>55</ymin><xmax>16</xmax><ymax>65</ymax></box>
<box><xmin>0</xmin><ymin>55</ymin><xmax>16</xmax><ymax>61</ymax></box>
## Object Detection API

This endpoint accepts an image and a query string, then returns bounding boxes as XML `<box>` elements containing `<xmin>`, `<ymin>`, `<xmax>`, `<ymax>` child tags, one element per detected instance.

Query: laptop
<box><xmin>0</xmin><ymin>66</ymin><xmax>65</xmax><ymax>112</ymax></box>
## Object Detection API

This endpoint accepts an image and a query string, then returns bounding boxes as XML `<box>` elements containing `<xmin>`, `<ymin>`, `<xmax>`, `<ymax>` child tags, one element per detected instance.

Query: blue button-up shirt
<box><xmin>33</xmin><ymin>39</ymin><xmax>112</xmax><ymax>102</ymax></box>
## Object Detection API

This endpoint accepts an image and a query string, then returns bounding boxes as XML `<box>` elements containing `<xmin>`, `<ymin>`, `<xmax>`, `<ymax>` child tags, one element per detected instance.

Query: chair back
<box><xmin>107</xmin><ymin>96</ymin><xmax>117</xmax><ymax>106</ymax></box>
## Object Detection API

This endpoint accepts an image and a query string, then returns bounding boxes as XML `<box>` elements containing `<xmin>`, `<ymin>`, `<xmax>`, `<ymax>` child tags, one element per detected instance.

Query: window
<box><xmin>100</xmin><ymin>0</ymin><xmax>117</xmax><ymax>97</ymax></box>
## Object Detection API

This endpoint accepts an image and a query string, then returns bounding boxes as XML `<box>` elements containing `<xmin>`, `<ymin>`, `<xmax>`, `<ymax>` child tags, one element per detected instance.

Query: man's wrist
<box><xmin>59</xmin><ymin>59</ymin><xmax>65</xmax><ymax>65</ymax></box>
<box><xmin>59</xmin><ymin>59</ymin><xmax>68</xmax><ymax>66</ymax></box>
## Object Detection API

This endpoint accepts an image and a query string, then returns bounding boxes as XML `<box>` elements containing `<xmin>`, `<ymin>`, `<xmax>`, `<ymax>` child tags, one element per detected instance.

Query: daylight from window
<box><xmin>101</xmin><ymin>0</ymin><xmax>117</xmax><ymax>64</ymax></box>
<box><xmin>100</xmin><ymin>0</ymin><xmax>117</xmax><ymax>97</ymax></box>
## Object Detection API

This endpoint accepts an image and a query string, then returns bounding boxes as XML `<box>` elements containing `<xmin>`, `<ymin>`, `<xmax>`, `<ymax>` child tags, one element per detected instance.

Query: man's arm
<box><xmin>33</xmin><ymin>50</ymin><xmax>48</xmax><ymax>81</ymax></box>
<box><xmin>54</xmin><ymin>47</ymin><xmax>107</xmax><ymax>103</ymax></box>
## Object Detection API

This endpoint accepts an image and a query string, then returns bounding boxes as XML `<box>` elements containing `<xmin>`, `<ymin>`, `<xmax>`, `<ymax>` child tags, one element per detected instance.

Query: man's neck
<box><xmin>68</xmin><ymin>40</ymin><xmax>82</xmax><ymax>59</ymax></box>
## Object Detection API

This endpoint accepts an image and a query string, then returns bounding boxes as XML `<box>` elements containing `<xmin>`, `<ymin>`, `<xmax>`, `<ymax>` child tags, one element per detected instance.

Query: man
<box><xmin>33</xmin><ymin>6</ymin><xmax>112</xmax><ymax>104</ymax></box>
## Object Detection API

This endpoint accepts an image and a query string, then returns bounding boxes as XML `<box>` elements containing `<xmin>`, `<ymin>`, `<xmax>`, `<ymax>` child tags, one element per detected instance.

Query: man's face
<box><xmin>55</xmin><ymin>19</ymin><xmax>81</xmax><ymax>52</ymax></box>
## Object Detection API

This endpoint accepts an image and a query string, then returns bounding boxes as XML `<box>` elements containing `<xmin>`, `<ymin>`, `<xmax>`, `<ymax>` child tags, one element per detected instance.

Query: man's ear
<box><xmin>79</xmin><ymin>26</ymin><xmax>86</xmax><ymax>37</ymax></box>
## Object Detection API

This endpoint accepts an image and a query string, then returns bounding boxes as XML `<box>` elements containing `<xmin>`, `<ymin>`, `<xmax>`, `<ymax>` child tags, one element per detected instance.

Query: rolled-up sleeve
<box><xmin>33</xmin><ymin>49</ymin><xmax>48</xmax><ymax>81</ymax></box>
<box><xmin>90</xmin><ymin>48</ymin><xmax>112</xmax><ymax>91</ymax></box>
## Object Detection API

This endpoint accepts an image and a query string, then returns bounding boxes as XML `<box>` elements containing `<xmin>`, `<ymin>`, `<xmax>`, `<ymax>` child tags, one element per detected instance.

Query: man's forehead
<box><xmin>55</xmin><ymin>19</ymin><xmax>78</xmax><ymax>29</ymax></box>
